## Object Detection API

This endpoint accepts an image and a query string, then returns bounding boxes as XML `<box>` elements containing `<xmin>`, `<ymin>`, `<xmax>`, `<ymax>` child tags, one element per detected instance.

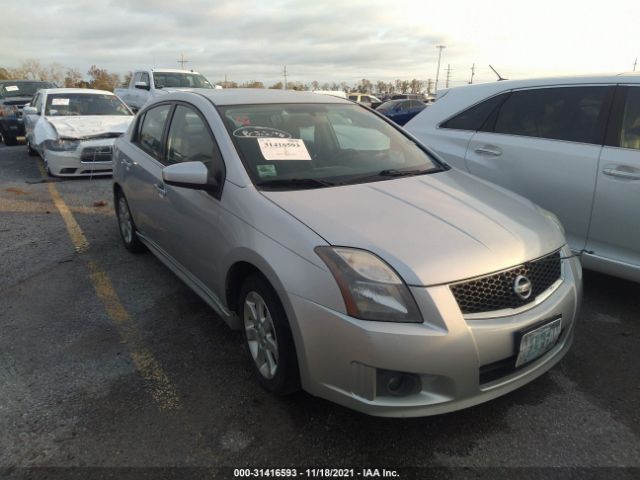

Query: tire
<box><xmin>239</xmin><ymin>274</ymin><xmax>300</xmax><ymax>395</ymax></box>
<box><xmin>3</xmin><ymin>134</ymin><xmax>17</xmax><ymax>146</ymax></box>
<box><xmin>27</xmin><ymin>139</ymin><xmax>38</xmax><ymax>156</ymax></box>
<box><xmin>115</xmin><ymin>190</ymin><xmax>146</xmax><ymax>253</ymax></box>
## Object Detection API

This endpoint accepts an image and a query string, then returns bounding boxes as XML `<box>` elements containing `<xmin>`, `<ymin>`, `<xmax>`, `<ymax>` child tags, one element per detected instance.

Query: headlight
<box><xmin>315</xmin><ymin>246</ymin><xmax>423</xmax><ymax>323</ymax></box>
<box><xmin>44</xmin><ymin>139</ymin><xmax>80</xmax><ymax>152</ymax></box>
<box><xmin>535</xmin><ymin>205</ymin><xmax>565</xmax><ymax>235</ymax></box>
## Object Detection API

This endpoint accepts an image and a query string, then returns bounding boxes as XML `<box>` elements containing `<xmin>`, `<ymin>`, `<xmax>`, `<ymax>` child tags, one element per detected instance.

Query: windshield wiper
<box><xmin>377</xmin><ymin>168</ymin><xmax>435</xmax><ymax>177</ymax></box>
<box><xmin>257</xmin><ymin>178</ymin><xmax>336</xmax><ymax>190</ymax></box>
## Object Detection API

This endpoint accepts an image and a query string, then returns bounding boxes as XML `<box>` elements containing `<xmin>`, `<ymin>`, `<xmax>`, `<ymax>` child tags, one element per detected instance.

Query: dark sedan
<box><xmin>0</xmin><ymin>80</ymin><xmax>55</xmax><ymax>145</ymax></box>
<box><xmin>376</xmin><ymin>99</ymin><xmax>427</xmax><ymax>126</ymax></box>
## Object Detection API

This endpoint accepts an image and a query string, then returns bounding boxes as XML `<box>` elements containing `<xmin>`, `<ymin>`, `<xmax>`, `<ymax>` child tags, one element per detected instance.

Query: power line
<box><xmin>177</xmin><ymin>53</ymin><xmax>189</xmax><ymax>69</ymax></box>
<box><xmin>434</xmin><ymin>45</ymin><xmax>446</xmax><ymax>93</ymax></box>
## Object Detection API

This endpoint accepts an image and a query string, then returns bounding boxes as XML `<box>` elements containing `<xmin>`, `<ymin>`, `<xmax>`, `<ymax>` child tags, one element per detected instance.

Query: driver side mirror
<box><xmin>134</xmin><ymin>81</ymin><xmax>150</xmax><ymax>91</ymax></box>
<box><xmin>162</xmin><ymin>161</ymin><xmax>218</xmax><ymax>192</ymax></box>
<box><xmin>23</xmin><ymin>106</ymin><xmax>39</xmax><ymax>115</ymax></box>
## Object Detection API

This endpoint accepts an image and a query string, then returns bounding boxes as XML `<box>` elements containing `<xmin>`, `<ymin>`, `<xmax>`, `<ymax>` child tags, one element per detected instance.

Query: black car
<box><xmin>0</xmin><ymin>80</ymin><xmax>55</xmax><ymax>145</ymax></box>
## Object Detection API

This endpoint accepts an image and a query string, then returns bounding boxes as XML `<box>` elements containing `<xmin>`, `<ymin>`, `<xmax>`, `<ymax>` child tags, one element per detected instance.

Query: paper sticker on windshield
<box><xmin>257</xmin><ymin>138</ymin><xmax>311</xmax><ymax>161</ymax></box>
<box><xmin>233</xmin><ymin>126</ymin><xmax>291</xmax><ymax>139</ymax></box>
<box><xmin>51</xmin><ymin>98</ymin><xmax>70</xmax><ymax>106</ymax></box>
<box><xmin>5</xmin><ymin>86</ymin><xmax>19</xmax><ymax>92</ymax></box>
<box><xmin>257</xmin><ymin>164</ymin><xmax>277</xmax><ymax>178</ymax></box>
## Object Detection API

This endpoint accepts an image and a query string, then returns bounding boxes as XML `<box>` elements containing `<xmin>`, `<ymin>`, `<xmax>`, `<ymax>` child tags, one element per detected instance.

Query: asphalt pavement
<box><xmin>1</xmin><ymin>143</ymin><xmax>639</xmax><ymax>479</ymax></box>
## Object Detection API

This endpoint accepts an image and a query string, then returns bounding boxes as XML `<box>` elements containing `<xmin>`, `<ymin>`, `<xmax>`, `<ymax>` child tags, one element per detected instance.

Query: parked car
<box><xmin>391</xmin><ymin>93</ymin><xmax>425</xmax><ymax>101</ymax></box>
<box><xmin>0</xmin><ymin>80</ymin><xmax>55</xmax><ymax>145</ymax></box>
<box><xmin>23</xmin><ymin>88</ymin><xmax>134</xmax><ymax>177</ymax></box>
<box><xmin>348</xmin><ymin>93</ymin><xmax>382</xmax><ymax>108</ymax></box>
<box><xmin>114</xmin><ymin>68</ymin><xmax>215</xmax><ymax>112</ymax></box>
<box><xmin>405</xmin><ymin>74</ymin><xmax>640</xmax><ymax>283</ymax></box>
<box><xmin>376</xmin><ymin>99</ymin><xmax>427</xmax><ymax>125</ymax></box>
<box><xmin>113</xmin><ymin>88</ymin><xmax>581</xmax><ymax>417</ymax></box>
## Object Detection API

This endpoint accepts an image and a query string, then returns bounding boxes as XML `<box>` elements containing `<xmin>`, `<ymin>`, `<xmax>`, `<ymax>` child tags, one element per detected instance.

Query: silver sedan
<box><xmin>112</xmin><ymin>89</ymin><xmax>582</xmax><ymax>417</ymax></box>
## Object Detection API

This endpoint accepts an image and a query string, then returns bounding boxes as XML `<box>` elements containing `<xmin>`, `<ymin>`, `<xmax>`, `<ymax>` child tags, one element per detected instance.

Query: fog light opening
<box><xmin>376</xmin><ymin>369</ymin><xmax>422</xmax><ymax>398</ymax></box>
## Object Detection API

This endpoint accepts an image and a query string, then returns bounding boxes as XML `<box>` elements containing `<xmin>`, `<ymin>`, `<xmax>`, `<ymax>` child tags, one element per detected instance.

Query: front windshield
<box><xmin>153</xmin><ymin>72</ymin><xmax>213</xmax><ymax>89</ymax></box>
<box><xmin>45</xmin><ymin>93</ymin><xmax>132</xmax><ymax>116</ymax></box>
<box><xmin>0</xmin><ymin>82</ymin><xmax>53</xmax><ymax>98</ymax></box>
<box><xmin>220</xmin><ymin>103</ymin><xmax>442</xmax><ymax>189</ymax></box>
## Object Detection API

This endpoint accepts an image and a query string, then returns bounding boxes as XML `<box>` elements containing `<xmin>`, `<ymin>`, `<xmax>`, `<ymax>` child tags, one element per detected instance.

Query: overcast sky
<box><xmin>2</xmin><ymin>0</ymin><xmax>639</xmax><ymax>87</ymax></box>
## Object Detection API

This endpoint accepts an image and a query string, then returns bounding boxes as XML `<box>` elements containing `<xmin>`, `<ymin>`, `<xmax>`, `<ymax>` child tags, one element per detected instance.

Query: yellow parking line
<box><xmin>37</xmin><ymin>161</ymin><xmax>180</xmax><ymax>411</ymax></box>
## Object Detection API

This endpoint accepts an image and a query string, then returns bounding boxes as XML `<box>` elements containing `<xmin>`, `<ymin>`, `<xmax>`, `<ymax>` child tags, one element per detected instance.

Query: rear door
<box><xmin>586</xmin><ymin>85</ymin><xmax>640</xmax><ymax>276</ymax></box>
<box><xmin>465</xmin><ymin>85</ymin><xmax>613</xmax><ymax>251</ymax></box>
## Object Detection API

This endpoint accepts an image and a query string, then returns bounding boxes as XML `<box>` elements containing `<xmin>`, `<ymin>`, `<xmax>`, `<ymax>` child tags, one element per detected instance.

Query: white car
<box><xmin>23</xmin><ymin>88</ymin><xmax>134</xmax><ymax>177</ymax></box>
<box><xmin>405</xmin><ymin>74</ymin><xmax>640</xmax><ymax>283</ymax></box>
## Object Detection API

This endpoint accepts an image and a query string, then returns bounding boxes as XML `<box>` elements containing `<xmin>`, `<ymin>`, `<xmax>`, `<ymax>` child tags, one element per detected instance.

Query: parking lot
<box><xmin>1</xmin><ymin>143</ymin><xmax>639</xmax><ymax>477</ymax></box>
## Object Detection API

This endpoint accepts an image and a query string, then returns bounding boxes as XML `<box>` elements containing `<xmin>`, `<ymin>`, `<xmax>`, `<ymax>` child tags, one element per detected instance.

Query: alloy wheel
<box><xmin>118</xmin><ymin>196</ymin><xmax>133</xmax><ymax>244</ymax></box>
<box><xmin>243</xmin><ymin>291</ymin><xmax>279</xmax><ymax>379</ymax></box>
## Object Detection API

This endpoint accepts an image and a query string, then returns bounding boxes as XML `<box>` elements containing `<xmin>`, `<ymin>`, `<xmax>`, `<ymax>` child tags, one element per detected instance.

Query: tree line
<box><xmin>1</xmin><ymin>60</ymin><xmax>433</xmax><ymax>95</ymax></box>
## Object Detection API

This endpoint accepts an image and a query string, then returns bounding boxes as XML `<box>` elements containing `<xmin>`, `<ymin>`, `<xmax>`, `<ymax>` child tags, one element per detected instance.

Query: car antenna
<box><xmin>489</xmin><ymin>65</ymin><xmax>508</xmax><ymax>81</ymax></box>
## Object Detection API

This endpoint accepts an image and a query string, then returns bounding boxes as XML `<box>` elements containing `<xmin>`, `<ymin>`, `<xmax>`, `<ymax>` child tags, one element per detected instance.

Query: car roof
<box><xmin>441</xmin><ymin>72</ymin><xmax>640</xmax><ymax>97</ymax></box>
<box><xmin>40</xmin><ymin>88</ymin><xmax>115</xmax><ymax>95</ymax></box>
<box><xmin>188</xmin><ymin>88</ymin><xmax>353</xmax><ymax>106</ymax></box>
<box><xmin>151</xmin><ymin>68</ymin><xmax>201</xmax><ymax>74</ymax></box>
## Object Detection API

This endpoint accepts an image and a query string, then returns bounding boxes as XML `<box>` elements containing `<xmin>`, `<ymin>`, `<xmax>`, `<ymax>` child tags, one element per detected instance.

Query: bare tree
<box><xmin>87</xmin><ymin>65</ymin><xmax>121</xmax><ymax>92</ymax></box>
<box><xmin>64</xmin><ymin>68</ymin><xmax>84</xmax><ymax>88</ymax></box>
<box><xmin>311</xmin><ymin>80</ymin><xmax>320</xmax><ymax>90</ymax></box>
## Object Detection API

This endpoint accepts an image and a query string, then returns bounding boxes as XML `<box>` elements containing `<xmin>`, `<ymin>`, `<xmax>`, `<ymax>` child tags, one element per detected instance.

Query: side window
<box><xmin>133</xmin><ymin>72</ymin><xmax>142</xmax><ymax>84</ymax></box>
<box><xmin>441</xmin><ymin>93</ymin><xmax>508</xmax><ymax>131</ymax></box>
<box><xmin>618</xmin><ymin>88</ymin><xmax>640</xmax><ymax>150</ymax></box>
<box><xmin>493</xmin><ymin>87</ymin><xmax>609</xmax><ymax>144</ymax></box>
<box><xmin>135</xmin><ymin>104</ymin><xmax>171</xmax><ymax>160</ymax></box>
<box><xmin>361</xmin><ymin>96</ymin><xmax>371</xmax><ymax>103</ymax></box>
<box><xmin>140</xmin><ymin>72</ymin><xmax>150</xmax><ymax>86</ymax></box>
<box><xmin>165</xmin><ymin>105</ymin><xmax>225</xmax><ymax>192</ymax></box>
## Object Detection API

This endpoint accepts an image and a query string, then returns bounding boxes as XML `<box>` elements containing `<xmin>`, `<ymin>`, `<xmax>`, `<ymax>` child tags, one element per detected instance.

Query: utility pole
<box><xmin>283</xmin><ymin>65</ymin><xmax>288</xmax><ymax>90</ymax></box>
<box><xmin>177</xmin><ymin>53</ymin><xmax>189</xmax><ymax>69</ymax></box>
<box><xmin>634</xmin><ymin>58</ymin><xmax>638</xmax><ymax>72</ymax></box>
<box><xmin>469</xmin><ymin>63</ymin><xmax>475</xmax><ymax>84</ymax></box>
<box><xmin>434</xmin><ymin>45</ymin><xmax>446</xmax><ymax>93</ymax></box>
<box><xmin>445</xmin><ymin>64</ymin><xmax>451</xmax><ymax>88</ymax></box>
<box><xmin>426</xmin><ymin>78</ymin><xmax>433</xmax><ymax>95</ymax></box>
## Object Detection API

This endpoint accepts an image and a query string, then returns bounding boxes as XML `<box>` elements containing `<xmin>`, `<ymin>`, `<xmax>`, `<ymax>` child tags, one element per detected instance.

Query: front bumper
<box><xmin>289</xmin><ymin>249</ymin><xmax>582</xmax><ymax>417</ymax></box>
<box><xmin>44</xmin><ymin>138</ymin><xmax>115</xmax><ymax>177</ymax></box>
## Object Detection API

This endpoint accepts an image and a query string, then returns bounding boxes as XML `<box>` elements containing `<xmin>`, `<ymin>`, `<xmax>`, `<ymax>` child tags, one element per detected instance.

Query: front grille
<box><xmin>450</xmin><ymin>251</ymin><xmax>561</xmax><ymax>315</ymax></box>
<box><xmin>80</xmin><ymin>146</ymin><xmax>112</xmax><ymax>162</ymax></box>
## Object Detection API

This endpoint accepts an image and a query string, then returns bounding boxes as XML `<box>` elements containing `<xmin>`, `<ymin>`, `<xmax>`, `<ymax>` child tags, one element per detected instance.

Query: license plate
<box><xmin>515</xmin><ymin>318</ymin><xmax>562</xmax><ymax>367</ymax></box>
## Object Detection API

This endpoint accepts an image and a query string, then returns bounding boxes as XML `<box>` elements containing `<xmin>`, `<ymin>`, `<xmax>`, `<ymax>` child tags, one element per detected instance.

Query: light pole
<box><xmin>434</xmin><ymin>45</ymin><xmax>446</xmax><ymax>94</ymax></box>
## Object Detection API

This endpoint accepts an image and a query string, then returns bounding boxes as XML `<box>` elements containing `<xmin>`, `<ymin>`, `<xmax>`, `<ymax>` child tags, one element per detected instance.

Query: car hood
<box><xmin>46</xmin><ymin>115</ymin><xmax>134</xmax><ymax>140</ymax></box>
<box><xmin>262</xmin><ymin>170</ymin><xmax>565</xmax><ymax>286</ymax></box>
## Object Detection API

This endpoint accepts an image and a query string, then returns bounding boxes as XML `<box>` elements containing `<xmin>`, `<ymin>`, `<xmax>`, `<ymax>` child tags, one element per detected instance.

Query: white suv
<box><xmin>406</xmin><ymin>74</ymin><xmax>640</xmax><ymax>283</ymax></box>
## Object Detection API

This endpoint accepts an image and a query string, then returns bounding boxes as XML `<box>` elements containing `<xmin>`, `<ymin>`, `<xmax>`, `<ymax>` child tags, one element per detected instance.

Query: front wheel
<box><xmin>240</xmin><ymin>274</ymin><xmax>300</xmax><ymax>395</ymax></box>
<box><xmin>3</xmin><ymin>134</ymin><xmax>17</xmax><ymax>146</ymax></box>
<box><xmin>115</xmin><ymin>190</ymin><xmax>146</xmax><ymax>253</ymax></box>
<box><xmin>27</xmin><ymin>139</ymin><xmax>38</xmax><ymax>156</ymax></box>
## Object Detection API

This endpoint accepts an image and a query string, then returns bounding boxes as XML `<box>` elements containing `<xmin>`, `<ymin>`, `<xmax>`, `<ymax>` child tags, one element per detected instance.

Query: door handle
<box><xmin>473</xmin><ymin>145</ymin><xmax>502</xmax><ymax>156</ymax></box>
<box><xmin>121</xmin><ymin>158</ymin><xmax>134</xmax><ymax>168</ymax></box>
<box><xmin>603</xmin><ymin>166</ymin><xmax>640</xmax><ymax>181</ymax></box>
<box><xmin>154</xmin><ymin>182</ymin><xmax>167</xmax><ymax>197</ymax></box>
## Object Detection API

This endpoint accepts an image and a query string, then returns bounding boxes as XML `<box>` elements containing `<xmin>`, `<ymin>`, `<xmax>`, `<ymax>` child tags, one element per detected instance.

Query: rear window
<box><xmin>440</xmin><ymin>93</ymin><xmax>508</xmax><ymax>131</ymax></box>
